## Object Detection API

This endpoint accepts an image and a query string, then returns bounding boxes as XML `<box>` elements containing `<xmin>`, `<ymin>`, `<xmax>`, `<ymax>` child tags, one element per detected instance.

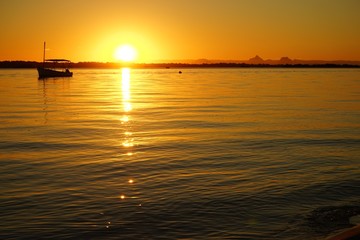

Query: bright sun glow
<box><xmin>115</xmin><ymin>45</ymin><xmax>137</xmax><ymax>62</ymax></box>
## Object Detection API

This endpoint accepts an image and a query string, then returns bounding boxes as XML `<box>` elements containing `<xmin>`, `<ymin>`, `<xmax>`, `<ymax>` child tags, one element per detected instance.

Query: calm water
<box><xmin>0</xmin><ymin>68</ymin><xmax>359</xmax><ymax>239</ymax></box>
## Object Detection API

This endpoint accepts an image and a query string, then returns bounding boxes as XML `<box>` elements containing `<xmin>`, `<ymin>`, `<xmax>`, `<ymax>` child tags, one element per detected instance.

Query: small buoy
<box><xmin>179</xmin><ymin>71</ymin><xmax>182</xmax><ymax>74</ymax></box>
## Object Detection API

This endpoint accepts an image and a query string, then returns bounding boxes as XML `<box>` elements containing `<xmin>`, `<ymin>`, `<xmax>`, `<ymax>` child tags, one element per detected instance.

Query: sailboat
<box><xmin>37</xmin><ymin>42</ymin><xmax>73</xmax><ymax>79</ymax></box>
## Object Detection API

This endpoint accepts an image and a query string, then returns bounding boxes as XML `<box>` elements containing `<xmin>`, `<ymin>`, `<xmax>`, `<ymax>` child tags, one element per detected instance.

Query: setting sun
<box><xmin>115</xmin><ymin>45</ymin><xmax>137</xmax><ymax>62</ymax></box>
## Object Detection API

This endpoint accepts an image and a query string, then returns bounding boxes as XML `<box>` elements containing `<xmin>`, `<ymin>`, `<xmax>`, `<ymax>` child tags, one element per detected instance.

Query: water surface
<box><xmin>1</xmin><ymin>68</ymin><xmax>359</xmax><ymax>239</ymax></box>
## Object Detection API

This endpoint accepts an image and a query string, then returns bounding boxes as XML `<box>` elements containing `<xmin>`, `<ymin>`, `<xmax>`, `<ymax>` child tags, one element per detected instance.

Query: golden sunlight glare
<box><xmin>115</xmin><ymin>45</ymin><xmax>137</xmax><ymax>62</ymax></box>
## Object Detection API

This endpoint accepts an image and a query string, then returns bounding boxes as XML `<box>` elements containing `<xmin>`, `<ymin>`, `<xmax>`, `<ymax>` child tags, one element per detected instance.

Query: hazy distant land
<box><xmin>1</xmin><ymin>56</ymin><xmax>359</xmax><ymax>68</ymax></box>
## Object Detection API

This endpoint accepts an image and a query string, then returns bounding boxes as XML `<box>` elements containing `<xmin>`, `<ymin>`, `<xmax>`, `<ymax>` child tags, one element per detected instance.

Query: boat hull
<box><xmin>37</xmin><ymin>67</ymin><xmax>73</xmax><ymax>78</ymax></box>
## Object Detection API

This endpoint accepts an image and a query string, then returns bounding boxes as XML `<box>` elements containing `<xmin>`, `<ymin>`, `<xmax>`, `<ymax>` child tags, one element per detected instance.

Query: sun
<box><xmin>114</xmin><ymin>45</ymin><xmax>137</xmax><ymax>62</ymax></box>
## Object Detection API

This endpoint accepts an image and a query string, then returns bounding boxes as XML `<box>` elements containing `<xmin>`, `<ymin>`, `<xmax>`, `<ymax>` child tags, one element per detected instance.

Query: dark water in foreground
<box><xmin>0</xmin><ymin>68</ymin><xmax>359</xmax><ymax>239</ymax></box>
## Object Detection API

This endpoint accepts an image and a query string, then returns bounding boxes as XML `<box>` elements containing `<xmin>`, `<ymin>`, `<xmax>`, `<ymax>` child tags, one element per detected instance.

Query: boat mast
<box><xmin>43</xmin><ymin>41</ymin><xmax>46</xmax><ymax>68</ymax></box>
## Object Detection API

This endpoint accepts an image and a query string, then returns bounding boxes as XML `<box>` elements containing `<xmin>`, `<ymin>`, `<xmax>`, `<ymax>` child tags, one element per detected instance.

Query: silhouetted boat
<box><xmin>37</xmin><ymin>59</ymin><xmax>73</xmax><ymax>78</ymax></box>
<box><xmin>37</xmin><ymin>42</ymin><xmax>73</xmax><ymax>79</ymax></box>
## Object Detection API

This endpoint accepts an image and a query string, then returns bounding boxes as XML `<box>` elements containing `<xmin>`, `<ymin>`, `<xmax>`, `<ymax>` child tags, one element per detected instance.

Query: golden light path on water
<box><xmin>120</xmin><ymin>68</ymin><xmax>135</xmax><ymax>203</ymax></box>
<box><xmin>121</xmin><ymin>68</ymin><xmax>134</xmax><ymax>152</ymax></box>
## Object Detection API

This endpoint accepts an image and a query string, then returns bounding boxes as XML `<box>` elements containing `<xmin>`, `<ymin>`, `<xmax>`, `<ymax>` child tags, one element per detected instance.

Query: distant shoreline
<box><xmin>0</xmin><ymin>61</ymin><xmax>359</xmax><ymax>69</ymax></box>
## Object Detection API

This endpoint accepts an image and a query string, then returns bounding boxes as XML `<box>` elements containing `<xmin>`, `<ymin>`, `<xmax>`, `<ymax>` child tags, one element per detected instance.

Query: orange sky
<box><xmin>1</xmin><ymin>0</ymin><xmax>360</xmax><ymax>62</ymax></box>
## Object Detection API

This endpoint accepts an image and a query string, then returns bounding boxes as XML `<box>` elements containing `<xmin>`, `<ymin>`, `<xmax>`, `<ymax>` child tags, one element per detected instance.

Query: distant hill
<box><xmin>173</xmin><ymin>56</ymin><xmax>360</xmax><ymax>66</ymax></box>
<box><xmin>248</xmin><ymin>55</ymin><xmax>264</xmax><ymax>64</ymax></box>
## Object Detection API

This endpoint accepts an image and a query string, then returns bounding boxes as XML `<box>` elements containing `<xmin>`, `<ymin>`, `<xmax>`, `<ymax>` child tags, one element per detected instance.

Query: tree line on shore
<box><xmin>0</xmin><ymin>60</ymin><xmax>359</xmax><ymax>69</ymax></box>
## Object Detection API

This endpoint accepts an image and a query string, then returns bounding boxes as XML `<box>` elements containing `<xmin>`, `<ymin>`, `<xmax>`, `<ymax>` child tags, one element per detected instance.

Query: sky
<box><xmin>1</xmin><ymin>0</ymin><xmax>360</xmax><ymax>62</ymax></box>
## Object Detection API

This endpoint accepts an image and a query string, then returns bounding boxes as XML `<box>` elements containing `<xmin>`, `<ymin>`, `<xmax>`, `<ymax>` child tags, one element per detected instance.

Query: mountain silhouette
<box><xmin>248</xmin><ymin>55</ymin><xmax>264</xmax><ymax>64</ymax></box>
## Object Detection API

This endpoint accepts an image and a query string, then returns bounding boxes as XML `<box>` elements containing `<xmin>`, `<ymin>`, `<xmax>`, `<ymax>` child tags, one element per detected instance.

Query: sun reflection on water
<box><xmin>122</xmin><ymin>140</ymin><xmax>134</xmax><ymax>148</ymax></box>
<box><xmin>121</xmin><ymin>115</ymin><xmax>130</xmax><ymax>123</ymax></box>
<box><xmin>121</xmin><ymin>68</ymin><xmax>134</xmax><ymax>155</ymax></box>
<box><xmin>122</xmin><ymin>68</ymin><xmax>132</xmax><ymax>112</ymax></box>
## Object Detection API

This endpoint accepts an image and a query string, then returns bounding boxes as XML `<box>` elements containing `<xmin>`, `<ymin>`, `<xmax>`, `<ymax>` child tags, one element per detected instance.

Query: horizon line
<box><xmin>1</xmin><ymin>61</ymin><xmax>360</xmax><ymax>69</ymax></box>
<box><xmin>1</xmin><ymin>57</ymin><xmax>360</xmax><ymax>64</ymax></box>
